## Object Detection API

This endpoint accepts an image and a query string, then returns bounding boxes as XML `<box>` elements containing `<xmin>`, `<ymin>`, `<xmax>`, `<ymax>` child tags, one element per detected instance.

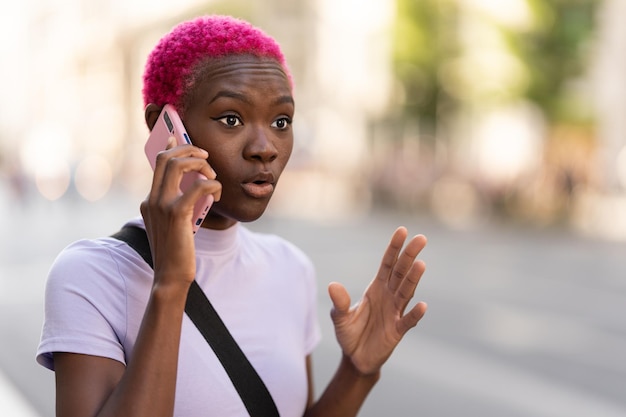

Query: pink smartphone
<box><xmin>144</xmin><ymin>104</ymin><xmax>213</xmax><ymax>234</ymax></box>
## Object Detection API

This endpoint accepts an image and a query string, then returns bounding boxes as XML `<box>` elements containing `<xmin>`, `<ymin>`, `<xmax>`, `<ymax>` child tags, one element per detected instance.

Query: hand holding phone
<box><xmin>144</xmin><ymin>104</ymin><xmax>214</xmax><ymax>234</ymax></box>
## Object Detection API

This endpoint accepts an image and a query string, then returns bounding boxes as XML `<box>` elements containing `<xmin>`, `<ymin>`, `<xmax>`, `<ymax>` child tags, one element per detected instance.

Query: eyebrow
<box><xmin>209</xmin><ymin>90</ymin><xmax>250</xmax><ymax>105</ymax></box>
<box><xmin>273</xmin><ymin>95</ymin><xmax>295</xmax><ymax>106</ymax></box>
<box><xmin>209</xmin><ymin>90</ymin><xmax>294</xmax><ymax>107</ymax></box>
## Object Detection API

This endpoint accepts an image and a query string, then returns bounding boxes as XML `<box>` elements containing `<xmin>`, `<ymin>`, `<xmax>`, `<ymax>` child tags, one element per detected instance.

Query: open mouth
<box><xmin>242</xmin><ymin>171</ymin><xmax>276</xmax><ymax>198</ymax></box>
<box><xmin>241</xmin><ymin>181</ymin><xmax>274</xmax><ymax>198</ymax></box>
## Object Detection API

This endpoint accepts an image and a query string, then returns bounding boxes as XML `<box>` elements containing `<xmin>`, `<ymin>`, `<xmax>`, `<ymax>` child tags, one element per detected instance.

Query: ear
<box><xmin>144</xmin><ymin>103</ymin><xmax>162</xmax><ymax>131</ymax></box>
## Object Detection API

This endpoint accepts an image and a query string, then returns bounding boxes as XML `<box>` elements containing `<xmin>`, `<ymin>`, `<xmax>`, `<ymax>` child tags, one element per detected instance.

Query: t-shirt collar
<box><xmin>126</xmin><ymin>216</ymin><xmax>240</xmax><ymax>255</ymax></box>
<box><xmin>193</xmin><ymin>222</ymin><xmax>240</xmax><ymax>255</ymax></box>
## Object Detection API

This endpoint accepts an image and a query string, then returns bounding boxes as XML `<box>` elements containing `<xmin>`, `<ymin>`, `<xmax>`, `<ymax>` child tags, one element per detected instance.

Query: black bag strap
<box><xmin>111</xmin><ymin>226</ymin><xmax>279</xmax><ymax>417</ymax></box>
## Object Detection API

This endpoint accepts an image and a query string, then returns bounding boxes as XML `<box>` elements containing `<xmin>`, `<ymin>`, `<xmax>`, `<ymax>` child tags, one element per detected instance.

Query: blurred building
<box><xmin>581</xmin><ymin>0</ymin><xmax>626</xmax><ymax>240</ymax></box>
<box><xmin>0</xmin><ymin>0</ymin><xmax>394</xmax><ymax>220</ymax></box>
<box><xmin>1</xmin><ymin>0</ymin><xmax>626</xmax><ymax>239</ymax></box>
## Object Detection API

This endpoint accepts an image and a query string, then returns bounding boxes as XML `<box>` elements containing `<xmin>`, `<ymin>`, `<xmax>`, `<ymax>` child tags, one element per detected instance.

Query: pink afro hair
<box><xmin>142</xmin><ymin>15</ymin><xmax>292</xmax><ymax>110</ymax></box>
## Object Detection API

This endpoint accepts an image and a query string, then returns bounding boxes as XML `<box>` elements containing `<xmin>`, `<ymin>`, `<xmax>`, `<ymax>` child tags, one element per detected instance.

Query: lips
<box><xmin>241</xmin><ymin>171</ymin><xmax>276</xmax><ymax>198</ymax></box>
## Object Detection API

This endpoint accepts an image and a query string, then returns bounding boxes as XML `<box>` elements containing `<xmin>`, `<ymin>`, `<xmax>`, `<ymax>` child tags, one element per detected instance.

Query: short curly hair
<box><xmin>142</xmin><ymin>15</ymin><xmax>292</xmax><ymax>112</ymax></box>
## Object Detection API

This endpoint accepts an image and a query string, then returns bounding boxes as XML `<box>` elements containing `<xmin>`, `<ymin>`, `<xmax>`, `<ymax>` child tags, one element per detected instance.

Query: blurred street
<box><xmin>1</xmin><ymin>187</ymin><xmax>625</xmax><ymax>417</ymax></box>
<box><xmin>2</xmin><ymin>1</ymin><xmax>626</xmax><ymax>415</ymax></box>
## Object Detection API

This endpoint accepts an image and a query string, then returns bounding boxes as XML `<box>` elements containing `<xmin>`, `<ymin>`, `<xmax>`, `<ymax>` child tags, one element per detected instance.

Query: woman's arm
<box><xmin>304</xmin><ymin>354</ymin><xmax>379</xmax><ymax>417</ymax></box>
<box><xmin>54</xmin><ymin>282</ymin><xmax>188</xmax><ymax>417</ymax></box>
<box><xmin>306</xmin><ymin>227</ymin><xmax>428</xmax><ymax>417</ymax></box>
<box><xmin>53</xmin><ymin>141</ymin><xmax>220</xmax><ymax>417</ymax></box>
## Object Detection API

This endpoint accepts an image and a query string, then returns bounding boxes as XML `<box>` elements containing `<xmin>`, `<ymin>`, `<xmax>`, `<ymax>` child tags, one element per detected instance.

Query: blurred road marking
<box><xmin>391</xmin><ymin>335</ymin><xmax>626</xmax><ymax>417</ymax></box>
<box><xmin>0</xmin><ymin>371</ymin><xmax>40</xmax><ymax>417</ymax></box>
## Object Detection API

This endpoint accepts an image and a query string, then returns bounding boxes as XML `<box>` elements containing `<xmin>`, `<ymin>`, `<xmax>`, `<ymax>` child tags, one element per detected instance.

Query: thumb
<box><xmin>166</xmin><ymin>136</ymin><xmax>176</xmax><ymax>149</ymax></box>
<box><xmin>328</xmin><ymin>282</ymin><xmax>351</xmax><ymax>321</ymax></box>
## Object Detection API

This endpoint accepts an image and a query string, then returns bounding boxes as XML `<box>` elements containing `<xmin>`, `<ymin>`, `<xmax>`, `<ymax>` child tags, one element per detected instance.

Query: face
<box><xmin>182</xmin><ymin>55</ymin><xmax>294</xmax><ymax>230</ymax></box>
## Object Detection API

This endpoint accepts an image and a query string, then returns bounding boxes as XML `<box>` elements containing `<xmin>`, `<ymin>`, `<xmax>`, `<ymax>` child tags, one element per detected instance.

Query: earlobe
<box><xmin>144</xmin><ymin>103</ymin><xmax>162</xmax><ymax>131</ymax></box>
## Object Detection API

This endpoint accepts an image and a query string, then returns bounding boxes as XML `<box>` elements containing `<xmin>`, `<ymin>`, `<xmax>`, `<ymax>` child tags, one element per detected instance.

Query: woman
<box><xmin>37</xmin><ymin>15</ymin><xmax>428</xmax><ymax>417</ymax></box>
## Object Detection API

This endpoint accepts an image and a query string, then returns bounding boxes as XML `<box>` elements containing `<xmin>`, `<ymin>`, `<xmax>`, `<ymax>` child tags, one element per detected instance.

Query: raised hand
<box><xmin>328</xmin><ymin>227</ymin><xmax>428</xmax><ymax>375</ymax></box>
<box><xmin>141</xmin><ymin>137</ymin><xmax>221</xmax><ymax>287</ymax></box>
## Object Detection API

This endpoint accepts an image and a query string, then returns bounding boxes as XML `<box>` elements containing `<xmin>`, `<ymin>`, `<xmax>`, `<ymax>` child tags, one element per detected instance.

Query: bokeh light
<box><xmin>616</xmin><ymin>145</ymin><xmax>626</xmax><ymax>189</ymax></box>
<box><xmin>74</xmin><ymin>155</ymin><xmax>113</xmax><ymax>202</ymax></box>
<box><xmin>473</xmin><ymin>103</ymin><xmax>544</xmax><ymax>186</ymax></box>
<box><xmin>20</xmin><ymin>123</ymin><xmax>73</xmax><ymax>201</ymax></box>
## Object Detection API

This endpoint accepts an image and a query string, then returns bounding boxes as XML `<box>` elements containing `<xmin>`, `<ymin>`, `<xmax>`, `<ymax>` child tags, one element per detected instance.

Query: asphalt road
<box><xmin>1</xmin><ymin>188</ymin><xmax>625</xmax><ymax>417</ymax></box>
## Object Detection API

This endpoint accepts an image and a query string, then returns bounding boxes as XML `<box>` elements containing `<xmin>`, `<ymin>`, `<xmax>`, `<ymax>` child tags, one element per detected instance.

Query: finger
<box><xmin>158</xmin><ymin>156</ymin><xmax>215</xmax><ymax>199</ymax></box>
<box><xmin>395</xmin><ymin>260</ymin><xmax>426</xmax><ymax>312</ymax></box>
<box><xmin>375</xmin><ymin>227</ymin><xmax>408</xmax><ymax>283</ymax></box>
<box><xmin>186</xmin><ymin>175</ymin><xmax>222</xmax><ymax>202</ymax></box>
<box><xmin>176</xmin><ymin>178</ymin><xmax>222</xmax><ymax>210</ymax></box>
<box><xmin>139</xmin><ymin>198</ymin><xmax>151</xmax><ymax>237</ymax></box>
<box><xmin>388</xmin><ymin>234</ymin><xmax>427</xmax><ymax>292</ymax></box>
<box><xmin>139</xmin><ymin>197</ymin><xmax>158</xmax><ymax>259</ymax></box>
<box><xmin>328</xmin><ymin>282</ymin><xmax>351</xmax><ymax>322</ymax></box>
<box><xmin>150</xmin><ymin>137</ymin><xmax>179</xmax><ymax>194</ymax></box>
<box><xmin>151</xmin><ymin>145</ymin><xmax>210</xmax><ymax>200</ymax></box>
<box><xmin>396</xmin><ymin>302</ymin><xmax>427</xmax><ymax>336</ymax></box>
<box><xmin>165</xmin><ymin>136</ymin><xmax>176</xmax><ymax>150</ymax></box>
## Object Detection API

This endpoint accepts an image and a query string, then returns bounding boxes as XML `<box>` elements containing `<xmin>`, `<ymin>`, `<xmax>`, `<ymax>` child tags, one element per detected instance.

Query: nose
<box><xmin>244</xmin><ymin>126</ymin><xmax>278</xmax><ymax>162</ymax></box>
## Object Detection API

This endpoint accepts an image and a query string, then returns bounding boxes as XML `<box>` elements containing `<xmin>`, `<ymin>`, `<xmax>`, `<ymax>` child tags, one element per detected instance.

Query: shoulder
<box><xmin>50</xmin><ymin>238</ymin><xmax>124</xmax><ymax>276</ymax></box>
<box><xmin>50</xmin><ymin>236</ymin><xmax>140</xmax><ymax>275</ymax></box>
<box><xmin>46</xmin><ymin>229</ymin><xmax>151</xmax><ymax>295</ymax></box>
<box><xmin>50</xmin><ymin>218</ymin><xmax>149</xmax><ymax>275</ymax></box>
<box><xmin>38</xmin><ymin>232</ymin><xmax>147</xmax><ymax>369</ymax></box>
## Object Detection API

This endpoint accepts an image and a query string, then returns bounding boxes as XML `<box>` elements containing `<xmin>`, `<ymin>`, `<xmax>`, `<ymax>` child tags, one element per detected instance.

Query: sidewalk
<box><xmin>0</xmin><ymin>370</ymin><xmax>40</xmax><ymax>417</ymax></box>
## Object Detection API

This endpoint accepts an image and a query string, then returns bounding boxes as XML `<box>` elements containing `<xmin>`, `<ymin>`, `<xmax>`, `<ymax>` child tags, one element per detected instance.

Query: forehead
<box><xmin>187</xmin><ymin>55</ymin><xmax>292</xmax><ymax>106</ymax></box>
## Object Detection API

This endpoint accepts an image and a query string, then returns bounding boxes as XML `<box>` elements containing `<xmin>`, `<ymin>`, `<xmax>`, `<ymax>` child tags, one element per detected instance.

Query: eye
<box><xmin>215</xmin><ymin>115</ymin><xmax>242</xmax><ymax>127</ymax></box>
<box><xmin>271</xmin><ymin>117</ymin><xmax>292</xmax><ymax>130</ymax></box>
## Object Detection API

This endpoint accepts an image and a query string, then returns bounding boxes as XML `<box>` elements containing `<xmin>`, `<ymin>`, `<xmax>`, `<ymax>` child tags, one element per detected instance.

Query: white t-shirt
<box><xmin>37</xmin><ymin>218</ymin><xmax>321</xmax><ymax>417</ymax></box>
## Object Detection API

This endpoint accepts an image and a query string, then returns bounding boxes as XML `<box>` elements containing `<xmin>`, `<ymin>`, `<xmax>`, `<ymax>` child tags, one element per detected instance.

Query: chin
<box><xmin>235</xmin><ymin>209</ymin><xmax>267</xmax><ymax>223</ymax></box>
<box><xmin>212</xmin><ymin>201</ymin><xmax>269</xmax><ymax>224</ymax></box>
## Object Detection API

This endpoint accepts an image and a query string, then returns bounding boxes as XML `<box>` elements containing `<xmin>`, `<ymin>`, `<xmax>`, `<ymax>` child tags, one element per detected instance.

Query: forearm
<box><xmin>305</xmin><ymin>355</ymin><xmax>380</xmax><ymax>417</ymax></box>
<box><xmin>98</xmin><ymin>281</ymin><xmax>189</xmax><ymax>417</ymax></box>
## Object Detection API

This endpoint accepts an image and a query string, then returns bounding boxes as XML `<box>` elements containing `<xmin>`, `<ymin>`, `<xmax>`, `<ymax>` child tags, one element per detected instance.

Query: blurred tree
<box><xmin>393</xmin><ymin>0</ymin><xmax>459</xmax><ymax>139</ymax></box>
<box><xmin>390</xmin><ymin>0</ymin><xmax>601</xmax><ymax>224</ymax></box>
<box><xmin>508</xmin><ymin>0</ymin><xmax>599</xmax><ymax>126</ymax></box>
<box><xmin>393</xmin><ymin>0</ymin><xmax>599</xmax><ymax>132</ymax></box>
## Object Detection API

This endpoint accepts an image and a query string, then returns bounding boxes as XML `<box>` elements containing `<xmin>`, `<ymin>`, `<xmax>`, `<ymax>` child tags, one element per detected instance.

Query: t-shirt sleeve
<box><xmin>36</xmin><ymin>240</ymin><xmax>128</xmax><ymax>371</ymax></box>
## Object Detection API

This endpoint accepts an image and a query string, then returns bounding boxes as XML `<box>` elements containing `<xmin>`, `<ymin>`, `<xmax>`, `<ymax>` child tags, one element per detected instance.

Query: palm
<box><xmin>329</xmin><ymin>228</ymin><xmax>428</xmax><ymax>375</ymax></box>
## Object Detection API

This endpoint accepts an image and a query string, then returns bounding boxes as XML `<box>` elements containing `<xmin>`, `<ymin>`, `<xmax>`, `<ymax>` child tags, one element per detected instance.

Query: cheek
<box><xmin>209</xmin><ymin>157</ymin><xmax>238</xmax><ymax>183</ymax></box>
<box><xmin>202</xmin><ymin>139</ymin><xmax>239</xmax><ymax>174</ymax></box>
<box><xmin>278</xmin><ymin>139</ymin><xmax>294</xmax><ymax>165</ymax></box>
<box><xmin>203</xmin><ymin>147</ymin><xmax>236</xmax><ymax>182</ymax></box>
